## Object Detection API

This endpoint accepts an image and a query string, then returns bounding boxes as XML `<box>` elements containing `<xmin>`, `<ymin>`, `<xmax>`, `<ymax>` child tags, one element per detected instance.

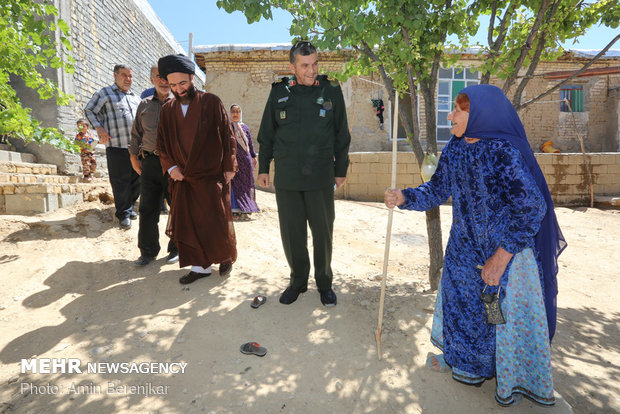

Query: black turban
<box><xmin>158</xmin><ymin>54</ymin><xmax>195</xmax><ymax>80</ymax></box>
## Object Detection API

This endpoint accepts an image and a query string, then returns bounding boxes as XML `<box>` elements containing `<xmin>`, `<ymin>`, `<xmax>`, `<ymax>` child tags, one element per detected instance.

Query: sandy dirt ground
<box><xmin>0</xmin><ymin>189</ymin><xmax>618</xmax><ymax>414</ymax></box>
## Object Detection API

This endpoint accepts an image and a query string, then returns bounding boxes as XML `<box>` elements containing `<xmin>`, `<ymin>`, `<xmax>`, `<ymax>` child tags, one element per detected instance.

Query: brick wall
<box><xmin>341</xmin><ymin>151</ymin><xmax>620</xmax><ymax>206</ymax></box>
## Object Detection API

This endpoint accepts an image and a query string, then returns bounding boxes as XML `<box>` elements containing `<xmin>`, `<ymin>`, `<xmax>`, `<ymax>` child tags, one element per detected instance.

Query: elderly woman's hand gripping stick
<box><xmin>384</xmin><ymin>188</ymin><xmax>405</xmax><ymax>209</ymax></box>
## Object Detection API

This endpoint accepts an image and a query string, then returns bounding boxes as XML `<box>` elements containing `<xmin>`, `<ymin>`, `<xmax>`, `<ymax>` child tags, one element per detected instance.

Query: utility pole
<box><xmin>188</xmin><ymin>32</ymin><xmax>194</xmax><ymax>61</ymax></box>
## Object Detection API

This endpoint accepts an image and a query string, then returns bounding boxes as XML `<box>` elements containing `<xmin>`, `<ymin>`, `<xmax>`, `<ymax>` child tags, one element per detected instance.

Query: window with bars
<box><xmin>560</xmin><ymin>85</ymin><xmax>583</xmax><ymax>112</ymax></box>
<box><xmin>436</xmin><ymin>68</ymin><xmax>479</xmax><ymax>144</ymax></box>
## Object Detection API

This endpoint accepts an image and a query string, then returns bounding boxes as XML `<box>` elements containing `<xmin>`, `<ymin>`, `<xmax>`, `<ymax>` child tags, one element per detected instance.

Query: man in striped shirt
<box><xmin>85</xmin><ymin>64</ymin><xmax>142</xmax><ymax>229</ymax></box>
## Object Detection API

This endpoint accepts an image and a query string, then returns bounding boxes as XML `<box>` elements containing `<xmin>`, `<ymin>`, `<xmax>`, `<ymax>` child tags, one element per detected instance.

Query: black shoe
<box><xmin>120</xmin><ymin>217</ymin><xmax>131</xmax><ymax>229</ymax></box>
<box><xmin>219</xmin><ymin>263</ymin><xmax>233</xmax><ymax>277</ymax></box>
<box><xmin>319</xmin><ymin>288</ymin><xmax>337</xmax><ymax>307</ymax></box>
<box><xmin>179</xmin><ymin>271</ymin><xmax>211</xmax><ymax>284</ymax></box>
<box><xmin>134</xmin><ymin>256</ymin><xmax>155</xmax><ymax>267</ymax></box>
<box><xmin>165</xmin><ymin>250</ymin><xmax>179</xmax><ymax>264</ymax></box>
<box><xmin>129</xmin><ymin>211</ymin><xmax>138</xmax><ymax>220</ymax></box>
<box><xmin>279</xmin><ymin>285</ymin><xmax>308</xmax><ymax>305</ymax></box>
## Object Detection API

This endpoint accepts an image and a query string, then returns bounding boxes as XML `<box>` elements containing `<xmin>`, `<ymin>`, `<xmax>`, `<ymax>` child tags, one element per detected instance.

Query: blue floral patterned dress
<box><xmin>400</xmin><ymin>136</ymin><xmax>555</xmax><ymax>405</ymax></box>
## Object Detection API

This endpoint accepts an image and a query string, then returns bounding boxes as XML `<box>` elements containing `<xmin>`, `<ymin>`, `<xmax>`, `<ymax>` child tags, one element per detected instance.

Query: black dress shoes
<box><xmin>219</xmin><ymin>263</ymin><xmax>233</xmax><ymax>277</ymax></box>
<box><xmin>120</xmin><ymin>217</ymin><xmax>131</xmax><ymax>229</ymax></box>
<box><xmin>129</xmin><ymin>211</ymin><xmax>138</xmax><ymax>220</ymax></box>
<box><xmin>279</xmin><ymin>285</ymin><xmax>308</xmax><ymax>305</ymax></box>
<box><xmin>134</xmin><ymin>256</ymin><xmax>155</xmax><ymax>266</ymax></box>
<box><xmin>165</xmin><ymin>250</ymin><xmax>179</xmax><ymax>264</ymax></box>
<box><xmin>319</xmin><ymin>288</ymin><xmax>337</xmax><ymax>307</ymax></box>
<box><xmin>179</xmin><ymin>271</ymin><xmax>211</xmax><ymax>284</ymax></box>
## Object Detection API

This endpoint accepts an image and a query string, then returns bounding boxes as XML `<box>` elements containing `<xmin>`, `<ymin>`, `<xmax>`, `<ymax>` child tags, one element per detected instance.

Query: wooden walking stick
<box><xmin>376</xmin><ymin>93</ymin><xmax>399</xmax><ymax>360</ymax></box>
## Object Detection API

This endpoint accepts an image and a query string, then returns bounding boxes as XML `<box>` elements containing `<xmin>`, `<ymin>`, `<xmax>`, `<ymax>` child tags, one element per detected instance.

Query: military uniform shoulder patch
<box><xmin>318</xmin><ymin>74</ymin><xmax>340</xmax><ymax>87</ymax></box>
<box><xmin>272</xmin><ymin>77</ymin><xmax>289</xmax><ymax>87</ymax></box>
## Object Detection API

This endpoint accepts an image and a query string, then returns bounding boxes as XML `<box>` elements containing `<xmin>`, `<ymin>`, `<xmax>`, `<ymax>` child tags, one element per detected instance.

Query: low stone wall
<box><xmin>340</xmin><ymin>152</ymin><xmax>620</xmax><ymax>206</ymax></box>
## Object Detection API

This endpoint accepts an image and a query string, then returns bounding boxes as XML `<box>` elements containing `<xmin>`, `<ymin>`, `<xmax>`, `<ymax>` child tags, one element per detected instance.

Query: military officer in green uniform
<box><xmin>257</xmin><ymin>41</ymin><xmax>351</xmax><ymax>307</ymax></box>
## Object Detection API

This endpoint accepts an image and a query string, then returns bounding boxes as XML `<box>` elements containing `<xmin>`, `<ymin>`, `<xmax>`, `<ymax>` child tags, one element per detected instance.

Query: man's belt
<box><xmin>139</xmin><ymin>150</ymin><xmax>159</xmax><ymax>158</ymax></box>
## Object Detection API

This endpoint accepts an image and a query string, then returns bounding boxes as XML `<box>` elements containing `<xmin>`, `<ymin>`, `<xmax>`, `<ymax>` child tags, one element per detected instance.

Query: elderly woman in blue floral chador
<box><xmin>385</xmin><ymin>84</ymin><xmax>566</xmax><ymax>406</ymax></box>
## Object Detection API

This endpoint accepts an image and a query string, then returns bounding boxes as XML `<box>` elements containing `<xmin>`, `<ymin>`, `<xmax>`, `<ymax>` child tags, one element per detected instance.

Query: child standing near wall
<box><xmin>75</xmin><ymin>118</ymin><xmax>98</xmax><ymax>182</ymax></box>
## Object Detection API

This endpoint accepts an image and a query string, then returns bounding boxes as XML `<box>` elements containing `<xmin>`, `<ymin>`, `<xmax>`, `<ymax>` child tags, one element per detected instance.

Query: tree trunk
<box><xmin>419</xmin><ymin>80</ymin><xmax>444</xmax><ymax>290</ymax></box>
<box><xmin>425</xmin><ymin>206</ymin><xmax>443</xmax><ymax>290</ymax></box>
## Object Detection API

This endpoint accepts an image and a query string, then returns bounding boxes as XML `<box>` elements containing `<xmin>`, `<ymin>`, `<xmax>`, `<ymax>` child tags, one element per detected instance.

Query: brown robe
<box><xmin>156</xmin><ymin>90</ymin><xmax>237</xmax><ymax>268</ymax></box>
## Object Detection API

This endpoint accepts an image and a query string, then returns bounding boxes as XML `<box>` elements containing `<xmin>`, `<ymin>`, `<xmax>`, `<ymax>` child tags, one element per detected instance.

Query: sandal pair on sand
<box><xmin>241</xmin><ymin>297</ymin><xmax>268</xmax><ymax>357</ymax></box>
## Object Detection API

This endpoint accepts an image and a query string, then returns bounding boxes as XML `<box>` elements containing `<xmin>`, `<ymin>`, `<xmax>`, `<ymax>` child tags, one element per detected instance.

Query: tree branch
<box><xmin>400</xmin><ymin>17</ymin><xmax>424</xmax><ymax>163</ymax></box>
<box><xmin>511</xmin><ymin>0</ymin><xmax>562</xmax><ymax>106</ymax></box>
<box><xmin>502</xmin><ymin>0</ymin><xmax>551</xmax><ymax>94</ymax></box>
<box><xmin>481</xmin><ymin>1</ymin><xmax>518</xmax><ymax>84</ymax></box>
<box><xmin>487</xmin><ymin>0</ymin><xmax>498</xmax><ymax>46</ymax></box>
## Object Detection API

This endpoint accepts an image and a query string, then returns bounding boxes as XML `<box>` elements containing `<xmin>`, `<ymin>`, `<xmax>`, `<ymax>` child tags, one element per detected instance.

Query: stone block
<box><xmin>359</xmin><ymin>152</ymin><xmax>379</xmax><ymax>163</ymax></box>
<box><xmin>600</xmin><ymin>154</ymin><xmax>617</xmax><ymax>165</ymax></box>
<box><xmin>357</xmin><ymin>173</ymin><xmax>378</xmax><ymax>185</ymax></box>
<box><xmin>535</xmin><ymin>154</ymin><xmax>553</xmax><ymax>165</ymax></box>
<box><xmin>4</xmin><ymin>193</ymin><xmax>58</xmax><ymax>214</ymax></box>
<box><xmin>350</xmin><ymin>162</ymin><xmax>369</xmax><ymax>174</ymax></box>
<box><xmin>380</xmin><ymin>174</ymin><xmax>395</xmax><ymax>188</ymax></box>
<box><xmin>368</xmin><ymin>184</ymin><xmax>387</xmax><ymax>199</ymax></box>
<box><xmin>406</xmin><ymin>163</ymin><xmax>421</xmax><ymax>174</ymax></box>
<box><xmin>377</xmin><ymin>152</ymin><xmax>394</xmax><ymax>163</ymax></box>
<box><xmin>607</xmin><ymin>163</ymin><xmax>620</xmax><ymax>175</ymax></box>
<box><xmin>58</xmin><ymin>192</ymin><xmax>84</xmax><ymax>208</ymax></box>
<box><xmin>26</xmin><ymin>184</ymin><xmax>51</xmax><ymax>194</ymax></box>
<box><xmin>565</xmin><ymin>175</ymin><xmax>583</xmax><ymax>185</ymax></box>
<box><xmin>370</xmin><ymin>163</ymin><xmax>389</xmax><ymax>174</ymax></box>
<box><xmin>596</xmin><ymin>174</ymin><xmax>618</xmax><ymax>185</ymax></box>
<box><xmin>396</xmin><ymin>173</ymin><xmax>413</xmax><ymax>186</ymax></box>
<box><xmin>590</xmin><ymin>163</ymin><xmax>607</xmax><ymax>174</ymax></box>
<box><xmin>347</xmin><ymin>183</ymin><xmax>368</xmax><ymax>197</ymax></box>
<box><xmin>551</xmin><ymin>154</ymin><xmax>569</xmax><ymax>165</ymax></box>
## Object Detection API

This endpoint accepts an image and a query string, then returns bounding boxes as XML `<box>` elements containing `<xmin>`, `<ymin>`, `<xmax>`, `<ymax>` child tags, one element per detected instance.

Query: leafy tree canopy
<box><xmin>0</xmin><ymin>0</ymin><xmax>76</xmax><ymax>151</ymax></box>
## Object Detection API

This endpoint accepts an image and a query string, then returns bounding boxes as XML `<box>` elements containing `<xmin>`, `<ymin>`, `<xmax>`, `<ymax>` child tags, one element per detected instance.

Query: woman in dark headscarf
<box><xmin>229</xmin><ymin>104</ymin><xmax>259</xmax><ymax>220</ymax></box>
<box><xmin>385</xmin><ymin>84</ymin><xmax>566</xmax><ymax>406</ymax></box>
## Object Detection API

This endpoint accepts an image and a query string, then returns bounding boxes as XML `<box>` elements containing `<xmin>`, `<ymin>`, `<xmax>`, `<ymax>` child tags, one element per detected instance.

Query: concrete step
<box><xmin>0</xmin><ymin>172</ymin><xmax>80</xmax><ymax>185</ymax></box>
<box><xmin>0</xmin><ymin>160</ymin><xmax>58</xmax><ymax>175</ymax></box>
<box><xmin>0</xmin><ymin>149</ymin><xmax>36</xmax><ymax>163</ymax></box>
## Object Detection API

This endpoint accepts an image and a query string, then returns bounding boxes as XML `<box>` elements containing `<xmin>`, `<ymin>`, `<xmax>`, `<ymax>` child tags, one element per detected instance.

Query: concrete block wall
<box><xmin>342</xmin><ymin>152</ymin><xmax>620</xmax><ymax>206</ymax></box>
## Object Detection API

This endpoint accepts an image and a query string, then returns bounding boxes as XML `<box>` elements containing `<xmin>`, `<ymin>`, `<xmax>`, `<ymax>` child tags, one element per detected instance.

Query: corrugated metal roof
<box><xmin>194</xmin><ymin>43</ymin><xmax>620</xmax><ymax>60</ymax></box>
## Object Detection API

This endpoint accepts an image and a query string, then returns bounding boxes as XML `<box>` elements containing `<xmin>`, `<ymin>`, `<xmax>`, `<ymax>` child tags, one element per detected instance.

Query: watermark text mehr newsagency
<box><xmin>21</xmin><ymin>358</ymin><xmax>187</xmax><ymax>375</ymax></box>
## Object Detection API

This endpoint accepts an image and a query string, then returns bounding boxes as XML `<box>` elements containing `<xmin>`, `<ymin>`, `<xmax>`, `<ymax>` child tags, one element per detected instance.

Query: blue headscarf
<box><xmin>460</xmin><ymin>84</ymin><xmax>567</xmax><ymax>341</ymax></box>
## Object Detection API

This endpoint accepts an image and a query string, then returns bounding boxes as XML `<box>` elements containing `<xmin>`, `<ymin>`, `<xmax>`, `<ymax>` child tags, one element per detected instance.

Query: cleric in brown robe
<box><xmin>156</xmin><ymin>54</ymin><xmax>237</xmax><ymax>284</ymax></box>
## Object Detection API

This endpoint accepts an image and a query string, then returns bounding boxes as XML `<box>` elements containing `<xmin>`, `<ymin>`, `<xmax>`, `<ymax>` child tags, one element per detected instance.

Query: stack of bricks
<box><xmin>341</xmin><ymin>152</ymin><xmax>620</xmax><ymax>206</ymax></box>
